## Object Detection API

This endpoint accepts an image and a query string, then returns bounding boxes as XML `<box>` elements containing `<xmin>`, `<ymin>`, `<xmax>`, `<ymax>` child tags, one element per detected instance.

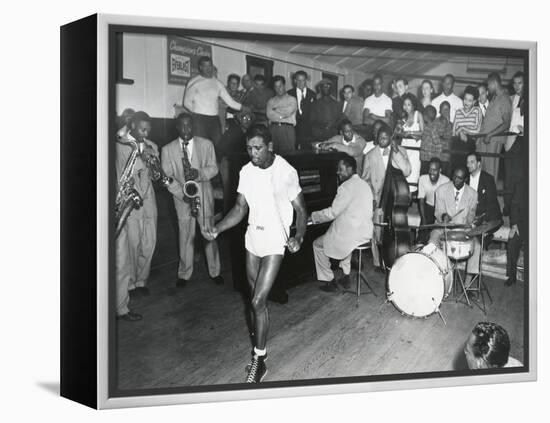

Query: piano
<box><xmin>226</xmin><ymin>150</ymin><xmax>347</xmax><ymax>300</ymax></box>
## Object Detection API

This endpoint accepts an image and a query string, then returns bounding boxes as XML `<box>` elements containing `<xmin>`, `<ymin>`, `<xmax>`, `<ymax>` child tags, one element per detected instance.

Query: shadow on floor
<box><xmin>36</xmin><ymin>381</ymin><xmax>60</xmax><ymax>396</ymax></box>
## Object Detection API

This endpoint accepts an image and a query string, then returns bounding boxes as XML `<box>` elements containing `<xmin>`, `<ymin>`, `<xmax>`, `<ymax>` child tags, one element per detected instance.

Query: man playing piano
<box><xmin>311</xmin><ymin>155</ymin><xmax>374</xmax><ymax>292</ymax></box>
<box><xmin>202</xmin><ymin>124</ymin><xmax>308</xmax><ymax>383</ymax></box>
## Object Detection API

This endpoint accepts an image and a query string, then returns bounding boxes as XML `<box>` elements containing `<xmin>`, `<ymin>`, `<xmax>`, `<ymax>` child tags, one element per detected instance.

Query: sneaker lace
<box><xmin>246</xmin><ymin>357</ymin><xmax>259</xmax><ymax>383</ymax></box>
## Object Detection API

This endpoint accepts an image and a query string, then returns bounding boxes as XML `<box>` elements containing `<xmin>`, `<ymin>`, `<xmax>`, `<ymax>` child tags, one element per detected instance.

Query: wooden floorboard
<box><xmin>116</xmin><ymin>237</ymin><xmax>525</xmax><ymax>390</ymax></box>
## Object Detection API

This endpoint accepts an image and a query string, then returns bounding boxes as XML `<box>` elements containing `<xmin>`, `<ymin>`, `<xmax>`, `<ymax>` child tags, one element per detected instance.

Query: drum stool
<box><xmin>343</xmin><ymin>241</ymin><xmax>377</xmax><ymax>307</ymax></box>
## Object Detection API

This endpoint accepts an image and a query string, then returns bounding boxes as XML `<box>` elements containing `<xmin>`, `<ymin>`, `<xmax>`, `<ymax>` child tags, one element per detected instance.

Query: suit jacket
<box><xmin>161</xmin><ymin>136</ymin><xmax>218</xmax><ymax>218</ymax></box>
<box><xmin>324</xmin><ymin>134</ymin><xmax>367</xmax><ymax>176</ymax></box>
<box><xmin>468</xmin><ymin>170</ymin><xmax>502</xmax><ymax>223</ymax></box>
<box><xmin>361</xmin><ymin>145</ymin><xmax>412</xmax><ymax>206</ymax></box>
<box><xmin>287</xmin><ymin>87</ymin><xmax>316</xmax><ymax>123</ymax></box>
<box><xmin>311</xmin><ymin>174</ymin><xmax>373</xmax><ymax>259</ymax></box>
<box><xmin>341</xmin><ymin>96</ymin><xmax>364</xmax><ymax>126</ymax></box>
<box><xmin>434</xmin><ymin>182</ymin><xmax>477</xmax><ymax>225</ymax></box>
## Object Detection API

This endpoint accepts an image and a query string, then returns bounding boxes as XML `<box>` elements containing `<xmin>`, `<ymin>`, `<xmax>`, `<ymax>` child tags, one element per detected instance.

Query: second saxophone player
<box><xmin>161</xmin><ymin>113</ymin><xmax>223</xmax><ymax>288</ymax></box>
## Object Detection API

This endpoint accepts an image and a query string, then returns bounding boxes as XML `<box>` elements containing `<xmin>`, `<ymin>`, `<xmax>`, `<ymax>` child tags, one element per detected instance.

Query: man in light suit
<box><xmin>361</xmin><ymin>125</ymin><xmax>411</xmax><ymax>269</ymax></box>
<box><xmin>116</xmin><ymin>111</ymin><xmax>158</xmax><ymax>321</ymax></box>
<box><xmin>311</xmin><ymin>155</ymin><xmax>373</xmax><ymax>292</ymax></box>
<box><xmin>316</xmin><ymin>119</ymin><xmax>367</xmax><ymax>175</ymax></box>
<box><xmin>430</xmin><ymin>167</ymin><xmax>480</xmax><ymax>283</ymax></box>
<box><xmin>161</xmin><ymin>113</ymin><xmax>223</xmax><ymax>288</ymax></box>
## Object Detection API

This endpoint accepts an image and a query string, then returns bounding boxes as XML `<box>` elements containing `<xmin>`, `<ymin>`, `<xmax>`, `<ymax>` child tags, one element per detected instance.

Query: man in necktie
<box><xmin>361</xmin><ymin>125</ymin><xmax>411</xmax><ymax>269</ymax></box>
<box><xmin>161</xmin><ymin>113</ymin><xmax>222</xmax><ymax>289</ymax></box>
<box><xmin>287</xmin><ymin>70</ymin><xmax>316</xmax><ymax>150</ymax></box>
<box><xmin>429</xmin><ymin>167</ymin><xmax>480</xmax><ymax>286</ymax></box>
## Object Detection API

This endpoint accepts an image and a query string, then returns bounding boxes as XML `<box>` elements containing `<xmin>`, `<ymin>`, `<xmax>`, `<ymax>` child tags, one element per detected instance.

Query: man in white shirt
<box><xmin>362</xmin><ymin>74</ymin><xmax>392</xmax><ymax>127</ymax></box>
<box><xmin>418</xmin><ymin>157</ymin><xmax>450</xmax><ymax>226</ymax></box>
<box><xmin>432</xmin><ymin>74</ymin><xmax>464</xmax><ymax>123</ymax></box>
<box><xmin>183</xmin><ymin>56</ymin><xmax>248</xmax><ymax>152</ymax></box>
<box><xmin>202</xmin><ymin>124</ymin><xmax>307</xmax><ymax>384</ymax></box>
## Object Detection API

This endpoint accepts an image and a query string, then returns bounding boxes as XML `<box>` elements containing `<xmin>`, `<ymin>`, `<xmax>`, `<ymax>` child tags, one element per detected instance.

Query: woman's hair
<box><xmin>420</xmin><ymin>79</ymin><xmax>435</xmax><ymax>98</ymax></box>
<box><xmin>463</xmin><ymin>85</ymin><xmax>479</xmax><ymax>101</ymax></box>
<box><xmin>470</xmin><ymin>322</ymin><xmax>511</xmax><ymax>368</ymax></box>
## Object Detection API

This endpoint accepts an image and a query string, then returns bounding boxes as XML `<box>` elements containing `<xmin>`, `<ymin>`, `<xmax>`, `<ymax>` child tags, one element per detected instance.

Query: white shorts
<box><xmin>245</xmin><ymin>224</ymin><xmax>287</xmax><ymax>257</ymax></box>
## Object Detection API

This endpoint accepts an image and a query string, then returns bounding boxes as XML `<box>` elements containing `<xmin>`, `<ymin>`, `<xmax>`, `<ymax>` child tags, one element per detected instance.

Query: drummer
<box><xmin>429</xmin><ymin>167</ymin><xmax>481</xmax><ymax>286</ymax></box>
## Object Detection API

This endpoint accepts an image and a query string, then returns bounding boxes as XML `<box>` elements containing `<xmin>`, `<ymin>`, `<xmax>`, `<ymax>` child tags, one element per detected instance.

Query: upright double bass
<box><xmin>378</xmin><ymin>132</ymin><xmax>411</xmax><ymax>268</ymax></box>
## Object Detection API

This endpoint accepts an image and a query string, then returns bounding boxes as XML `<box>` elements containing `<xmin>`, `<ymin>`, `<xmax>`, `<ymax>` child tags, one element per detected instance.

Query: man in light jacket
<box><xmin>311</xmin><ymin>155</ymin><xmax>373</xmax><ymax>292</ymax></box>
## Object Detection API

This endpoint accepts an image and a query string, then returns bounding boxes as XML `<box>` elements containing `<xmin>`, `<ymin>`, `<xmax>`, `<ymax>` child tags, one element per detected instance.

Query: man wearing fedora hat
<box><xmin>310</xmin><ymin>78</ymin><xmax>342</xmax><ymax>142</ymax></box>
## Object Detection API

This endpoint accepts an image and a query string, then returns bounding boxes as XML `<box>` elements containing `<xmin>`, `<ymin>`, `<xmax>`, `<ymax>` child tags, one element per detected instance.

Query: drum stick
<box><xmin>449</xmin><ymin>208</ymin><xmax>465</xmax><ymax>221</ymax></box>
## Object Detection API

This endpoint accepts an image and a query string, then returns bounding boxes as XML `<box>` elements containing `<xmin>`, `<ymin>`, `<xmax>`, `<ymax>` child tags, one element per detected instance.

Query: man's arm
<box><xmin>276</xmin><ymin>97</ymin><xmax>298</xmax><ymax>118</ymax></box>
<box><xmin>218</xmin><ymin>82</ymin><xmax>243</xmax><ymax>111</ymax></box>
<box><xmin>434</xmin><ymin>187</ymin><xmax>445</xmax><ymax>222</ymax></box>
<box><xmin>330</xmin><ymin>137</ymin><xmax>366</xmax><ymax>158</ymax></box>
<box><xmin>183</xmin><ymin>83</ymin><xmax>195</xmax><ymax>112</ymax></box>
<box><xmin>265</xmin><ymin>97</ymin><xmax>278</xmax><ymax>122</ymax></box>
<box><xmin>392</xmin><ymin>145</ymin><xmax>412</xmax><ymax>177</ymax></box>
<box><xmin>197</xmin><ymin>140</ymin><xmax>219</xmax><ymax>181</ymax></box>
<box><xmin>161</xmin><ymin>146</ymin><xmax>185</xmax><ymax>201</ymax></box>
<box><xmin>207</xmin><ymin>193</ymin><xmax>249</xmax><ymax>238</ymax></box>
<box><xmin>288</xmin><ymin>192</ymin><xmax>308</xmax><ymax>253</ymax></box>
<box><xmin>418</xmin><ymin>198</ymin><xmax>428</xmax><ymax>224</ymax></box>
<box><xmin>311</xmin><ymin>184</ymin><xmax>350</xmax><ymax>224</ymax></box>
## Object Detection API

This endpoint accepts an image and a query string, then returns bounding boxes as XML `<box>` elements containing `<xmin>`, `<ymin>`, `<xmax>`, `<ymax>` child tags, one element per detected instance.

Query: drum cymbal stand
<box><xmin>456</xmin><ymin>233</ymin><xmax>492</xmax><ymax>314</ymax></box>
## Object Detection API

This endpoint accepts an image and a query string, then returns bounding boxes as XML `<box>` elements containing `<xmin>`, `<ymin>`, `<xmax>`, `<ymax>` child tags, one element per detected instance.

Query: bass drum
<box><xmin>419</xmin><ymin>243</ymin><xmax>453</xmax><ymax>298</ymax></box>
<box><xmin>387</xmin><ymin>248</ymin><xmax>453</xmax><ymax>318</ymax></box>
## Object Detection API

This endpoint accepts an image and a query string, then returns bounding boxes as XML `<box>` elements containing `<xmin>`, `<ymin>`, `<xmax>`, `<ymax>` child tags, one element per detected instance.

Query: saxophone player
<box><xmin>116</xmin><ymin>111</ymin><xmax>159</xmax><ymax>321</ymax></box>
<box><xmin>161</xmin><ymin>113</ymin><xmax>223</xmax><ymax>288</ymax></box>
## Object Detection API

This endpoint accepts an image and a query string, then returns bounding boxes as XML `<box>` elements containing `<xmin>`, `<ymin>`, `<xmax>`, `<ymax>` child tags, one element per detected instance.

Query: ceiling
<box><xmin>247</xmin><ymin>40</ymin><xmax>524</xmax><ymax>81</ymax></box>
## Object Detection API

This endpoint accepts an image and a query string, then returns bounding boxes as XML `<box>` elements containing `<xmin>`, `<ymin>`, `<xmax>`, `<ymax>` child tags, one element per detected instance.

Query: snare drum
<box><xmin>444</xmin><ymin>230</ymin><xmax>474</xmax><ymax>260</ymax></box>
<box><xmin>387</xmin><ymin>247</ymin><xmax>453</xmax><ymax>318</ymax></box>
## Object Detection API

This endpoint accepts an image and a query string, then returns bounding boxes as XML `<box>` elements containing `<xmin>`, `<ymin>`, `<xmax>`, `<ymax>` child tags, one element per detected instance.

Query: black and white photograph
<box><xmin>107</xmin><ymin>19</ymin><xmax>533</xmax><ymax>397</ymax></box>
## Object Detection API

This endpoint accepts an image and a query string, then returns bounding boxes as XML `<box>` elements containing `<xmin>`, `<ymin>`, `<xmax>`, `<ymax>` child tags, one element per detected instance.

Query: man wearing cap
<box><xmin>310</xmin><ymin>79</ymin><xmax>342</xmax><ymax>142</ymax></box>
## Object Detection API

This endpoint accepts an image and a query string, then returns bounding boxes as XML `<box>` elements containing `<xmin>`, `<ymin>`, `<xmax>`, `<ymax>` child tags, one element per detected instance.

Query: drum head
<box><xmin>388</xmin><ymin>253</ymin><xmax>444</xmax><ymax>317</ymax></box>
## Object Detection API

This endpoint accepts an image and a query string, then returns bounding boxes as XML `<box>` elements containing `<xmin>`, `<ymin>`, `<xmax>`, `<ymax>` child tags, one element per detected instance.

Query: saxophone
<box><xmin>115</xmin><ymin>137</ymin><xmax>143</xmax><ymax>238</ymax></box>
<box><xmin>181</xmin><ymin>141</ymin><xmax>201</xmax><ymax>218</ymax></box>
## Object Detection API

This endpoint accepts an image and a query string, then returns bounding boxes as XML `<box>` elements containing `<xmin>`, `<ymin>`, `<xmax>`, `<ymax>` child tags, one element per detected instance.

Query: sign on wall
<box><xmin>167</xmin><ymin>36</ymin><xmax>212</xmax><ymax>85</ymax></box>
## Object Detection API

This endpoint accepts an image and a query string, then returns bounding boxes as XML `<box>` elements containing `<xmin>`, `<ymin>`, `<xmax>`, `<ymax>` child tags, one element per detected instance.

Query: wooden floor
<box><xmin>116</xmin><ymin>235</ymin><xmax>525</xmax><ymax>390</ymax></box>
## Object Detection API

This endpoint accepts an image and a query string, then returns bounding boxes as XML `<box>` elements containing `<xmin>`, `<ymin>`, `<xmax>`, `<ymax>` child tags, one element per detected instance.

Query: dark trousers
<box><xmin>506</xmin><ymin>232</ymin><xmax>524</xmax><ymax>282</ymax></box>
<box><xmin>295</xmin><ymin>118</ymin><xmax>312</xmax><ymax>150</ymax></box>
<box><xmin>503</xmin><ymin>136</ymin><xmax>525</xmax><ymax>216</ymax></box>
<box><xmin>269</xmin><ymin>124</ymin><xmax>296</xmax><ymax>153</ymax></box>
<box><xmin>417</xmin><ymin>203</ymin><xmax>435</xmax><ymax>244</ymax></box>
<box><xmin>193</xmin><ymin>113</ymin><xmax>222</xmax><ymax>153</ymax></box>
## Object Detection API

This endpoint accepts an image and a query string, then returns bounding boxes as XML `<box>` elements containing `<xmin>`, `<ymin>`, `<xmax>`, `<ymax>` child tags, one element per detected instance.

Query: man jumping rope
<box><xmin>203</xmin><ymin>124</ymin><xmax>307</xmax><ymax>383</ymax></box>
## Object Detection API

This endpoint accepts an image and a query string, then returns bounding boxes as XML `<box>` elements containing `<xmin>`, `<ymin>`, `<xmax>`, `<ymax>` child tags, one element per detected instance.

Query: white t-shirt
<box><xmin>432</xmin><ymin>92</ymin><xmax>464</xmax><ymax>123</ymax></box>
<box><xmin>237</xmin><ymin>155</ymin><xmax>302</xmax><ymax>230</ymax></box>
<box><xmin>418</xmin><ymin>174</ymin><xmax>450</xmax><ymax>206</ymax></box>
<box><xmin>363</xmin><ymin>93</ymin><xmax>392</xmax><ymax>117</ymax></box>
